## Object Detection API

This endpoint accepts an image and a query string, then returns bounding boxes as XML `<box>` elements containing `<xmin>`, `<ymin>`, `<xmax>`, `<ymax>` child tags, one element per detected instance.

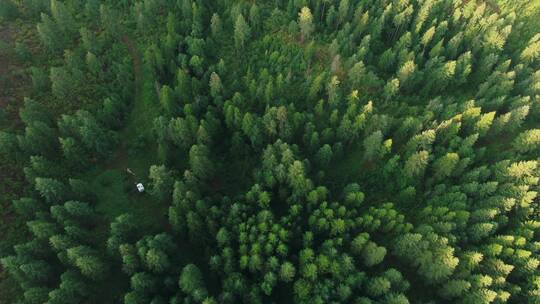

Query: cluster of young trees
<box><xmin>1</xmin><ymin>0</ymin><xmax>540</xmax><ymax>303</ymax></box>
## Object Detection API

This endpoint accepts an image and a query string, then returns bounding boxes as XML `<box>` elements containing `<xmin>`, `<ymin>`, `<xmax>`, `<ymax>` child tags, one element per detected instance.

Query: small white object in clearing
<box><xmin>136</xmin><ymin>183</ymin><xmax>145</xmax><ymax>192</ymax></box>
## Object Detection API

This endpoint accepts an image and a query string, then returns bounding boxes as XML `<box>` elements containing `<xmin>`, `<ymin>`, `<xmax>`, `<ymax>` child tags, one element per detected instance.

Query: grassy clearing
<box><xmin>90</xmin><ymin>169</ymin><xmax>166</xmax><ymax>231</ymax></box>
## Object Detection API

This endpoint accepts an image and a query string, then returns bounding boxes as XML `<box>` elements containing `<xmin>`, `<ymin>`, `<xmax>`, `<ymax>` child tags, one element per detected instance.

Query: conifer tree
<box><xmin>520</xmin><ymin>34</ymin><xmax>540</xmax><ymax>63</ymax></box>
<box><xmin>189</xmin><ymin>144</ymin><xmax>214</xmax><ymax>180</ymax></box>
<box><xmin>149</xmin><ymin>165</ymin><xmax>174</xmax><ymax>202</ymax></box>
<box><xmin>298</xmin><ymin>7</ymin><xmax>314</xmax><ymax>42</ymax></box>
<box><xmin>279</xmin><ymin>262</ymin><xmax>296</xmax><ymax>282</ymax></box>
<box><xmin>363</xmin><ymin>131</ymin><xmax>384</xmax><ymax>161</ymax></box>
<box><xmin>209</xmin><ymin>72</ymin><xmax>222</xmax><ymax>98</ymax></box>
<box><xmin>234</xmin><ymin>14</ymin><xmax>251</xmax><ymax>50</ymax></box>
<box><xmin>34</xmin><ymin>177</ymin><xmax>67</xmax><ymax>203</ymax></box>
<box><xmin>432</xmin><ymin>153</ymin><xmax>459</xmax><ymax>179</ymax></box>
<box><xmin>362</xmin><ymin>241</ymin><xmax>387</xmax><ymax>267</ymax></box>
<box><xmin>179</xmin><ymin>264</ymin><xmax>207</xmax><ymax>299</ymax></box>
<box><xmin>513</xmin><ymin>129</ymin><xmax>540</xmax><ymax>153</ymax></box>
<box><xmin>37</xmin><ymin>13</ymin><xmax>62</xmax><ymax>53</ymax></box>
<box><xmin>315</xmin><ymin>144</ymin><xmax>333</xmax><ymax>167</ymax></box>
<box><xmin>210</xmin><ymin>13</ymin><xmax>222</xmax><ymax>38</ymax></box>
<box><xmin>404</xmin><ymin>150</ymin><xmax>429</xmax><ymax>179</ymax></box>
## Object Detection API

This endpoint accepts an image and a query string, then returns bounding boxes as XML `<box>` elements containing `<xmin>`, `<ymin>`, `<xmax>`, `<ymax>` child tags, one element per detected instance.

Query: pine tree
<box><xmin>144</xmin><ymin>248</ymin><xmax>170</xmax><ymax>273</ymax></box>
<box><xmin>123</xmin><ymin>291</ymin><xmax>148</xmax><ymax>304</ymax></box>
<box><xmin>279</xmin><ymin>261</ymin><xmax>296</xmax><ymax>282</ymax></box>
<box><xmin>50</xmin><ymin>67</ymin><xmax>76</xmax><ymax>101</ymax></box>
<box><xmin>23</xmin><ymin>287</ymin><xmax>49</xmax><ymax>304</ymax></box>
<box><xmin>159</xmin><ymin>85</ymin><xmax>174</xmax><ymax>115</ymax></box>
<box><xmin>130</xmin><ymin>272</ymin><xmax>158</xmax><ymax>293</ymax></box>
<box><xmin>148</xmin><ymin>165</ymin><xmax>174</xmax><ymax>201</ymax></box>
<box><xmin>209</xmin><ymin>72</ymin><xmax>222</xmax><ymax>98</ymax></box>
<box><xmin>338</xmin><ymin>0</ymin><xmax>350</xmax><ymax>25</ymax></box>
<box><xmin>189</xmin><ymin>144</ymin><xmax>214</xmax><ymax>180</ymax></box>
<box><xmin>85</xmin><ymin>52</ymin><xmax>101</xmax><ymax>77</ymax></box>
<box><xmin>520</xmin><ymin>34</ymin><xmax>540</xmax><ymax>64</ymax></box>
<box><xmin>397</xmin><ymin>60</ymin><xmax>416</xmax><ymax>88</ymax></box>
<box><xmin>169</xmin><ymin>116</ymin><xmax>197</xmax><ymax>149</ymax></box>
<box><xmin>404</xmin><ymin>150</ymin><xmax>429</xmax><ymax>179</ymax></box>
<box><xmin>37</xmin><ymin>13</ymin><xmax>63</xmax><ymax>53</ymax></box>
<box><xmin>60</xmin><ymin>137</ymin><xmax>87</xmax><ymax>169</ymax></box>
<box><xmin>363</xmin><ymin>131</ymin><xmax>384</xmax><ymax>161</ymax></box>
<box><xmin>107</xmin><ymin>214</ymin><xmax>139</xmax><ymax>254</ymax></box>
<box><xmin>298</xmin><ymin>7</ymin><xmax>314</xmax><ymax>42</ymax></box>
<box><xmin>29</xmin><ymin>67</ymin><xmax>50</xmax><ymax>93</ymax></box>
<box><xmin>27</xmin><ymin>220</ymin><xmax>58</xmax><ymax>239</ymax></box>
<box><xmin>474</xmin><ymin>111</ymin><xmax>495</xmax><ymax>136</ymax></box>
<box><xmin>261</xmin><ymin>272</ymin><xmax>276</xmax><ymax>295</ymax></box>
<box><xmin>351</xmin><ymin>233</ymin><xmax>369</xmax><ymax>254</ymax></box>
<box><xmin>19</xmin><ymin>260</ymin><xmax>54</xmax><ymax>282</ymax></box>
<box><xmin>119</xmin><ymin>244</ymin><xmax>139</xmax><ymax>274</ymax></box>
<box><xmin>513</xmin><ymin>129</ymin><xmax>540</xmax><ymax>153</ymax></box>
<box><xmin>440</xmin><ymin>279</ymin><xmax>471</xmax><ymax>299</ymax></box>
<box><xmin>326</xmin><ymin>5</ymin><xmax>337</xmax><ymax>28</ymax></box>
<box><xmin>179</xmin><ymin>264</ymin><xmax>207</xmax><ymax>298</ymax></box>
<box><xmin>288</xmin><ymin>161</ymin><xmax>313</xmax><ymax>197</ymax></box>
<box><xmin>249</xmin><ymin>4</ymin><xmax>261</xmax><ymax>34</ymax></box>
<box><xmin>66</xmin><ymin>246</ymin><xmax>106</xmax><ymax>280</ymax></box>
<box><xmin>315</xmin><ymin>144</ymin><xmax>333</xmax><ymax>167</ymax></box>
<box><xmin>366</xmin><ymin>276</ymin><xmax>391</xmax><ymax>297</ymax></box>
<box><xmin>362</xmin><ymin>241</ymin><xmax>387</xmax><ymax>267</ymax></box>
<box><xmin>34</xmin><ymin>177</ymin><xmax>67</xmax><ymax>203</ymax></box>
<box><xmin>13</xmin><ymin>197</ymin><xmax>44</xmax><ymax>218</ymax></box>
<box><xmin>50</xmin><ymin>0</ymin><xmax>76</xmax><ymax>40</ymax></box>
<box><xmin>421</xmin><ymin>26</ymin><xmax>435</xmax><ymax>49</ymax></box>
<box><xmin>432</xmin><ymin>153</ymin><xmax>459</xmax><ymax>179</ymax></box>
<box><xmin>210</xmin><ymin>13</ymin><xmax>222</xmax><ymax>38</ymax></box>
<box><xmin>383</xmin><ymin>78</ymin><xmax>400</xmax><ymax>101</ymax></box>
<box><xmin>18</xmin><ymin>121</ymin><xmax>58</xmax><ymax>156</ymax></box>
<box><xmin>234</xmin><ymin>14</ymin><xmax>251</xmax><ymax>49</ymax></box>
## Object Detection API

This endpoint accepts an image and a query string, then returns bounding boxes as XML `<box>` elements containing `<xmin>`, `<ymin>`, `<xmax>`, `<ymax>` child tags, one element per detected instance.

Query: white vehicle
<box><xmin>136</xmin><ymin>183</ymin><xmax>145</xmax><ymax>193</ymax></box>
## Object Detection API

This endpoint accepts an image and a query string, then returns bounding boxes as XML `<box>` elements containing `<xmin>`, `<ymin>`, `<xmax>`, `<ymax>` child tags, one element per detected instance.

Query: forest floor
<box><xmin>0</xmin><ymin>23</ymin><xmax>26</xmax><ymax>123</ymax></box>
<box><xmin>0</xmin><ymin>21</ymin><xmax>28</xmax><ymax>304</ymax></box>
<box><xmin>0</xmin><ymin>25</ymin><xmax>15</xmax><ymax>112</ymax></box>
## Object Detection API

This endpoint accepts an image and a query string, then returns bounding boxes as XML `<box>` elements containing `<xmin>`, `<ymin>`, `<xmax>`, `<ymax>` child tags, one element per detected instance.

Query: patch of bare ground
<box><xmin>0</xmin><ymin>22</ymin><xmax>30</xmax><ymax>124</ymax></box>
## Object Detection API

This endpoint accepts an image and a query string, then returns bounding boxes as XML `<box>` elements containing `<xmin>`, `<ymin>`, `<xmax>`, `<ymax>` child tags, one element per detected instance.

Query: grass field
<box><xmin>90</xmin><ymin>170</ymin><xmax>165</xmax><ymax>227</ymax></box>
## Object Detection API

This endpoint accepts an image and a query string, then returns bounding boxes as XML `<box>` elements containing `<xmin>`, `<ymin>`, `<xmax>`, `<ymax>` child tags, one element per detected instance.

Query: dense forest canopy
<box><xmin>1</xmin><ymin>0</ymin><xmax>540</xmax><ymax>303</ymax></box>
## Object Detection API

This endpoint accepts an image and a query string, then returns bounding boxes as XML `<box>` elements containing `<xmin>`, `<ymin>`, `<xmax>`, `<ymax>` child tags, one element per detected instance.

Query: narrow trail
<box><xmin>0</xmin><ymin>26</ymin><xmax>13</xmax><ymax>108</ymax></box>
<box><xmin>122</xmin><ymin>35</ymin><xmax>143</xmax><ymax>98</ymax></box>
<box><xmin>105</xmin><ymin>35</ymin><xmax>143</xmax><ymax>171</ymax></box>
<box><xmin>0</xmin><ymin>24</ymin><xmax>26</xmax><ymax>224</ymax></box>
<box><xmin>0</xmin><ymin>24</ymin><xmax>25</xmax><ymax>121</ymax></box>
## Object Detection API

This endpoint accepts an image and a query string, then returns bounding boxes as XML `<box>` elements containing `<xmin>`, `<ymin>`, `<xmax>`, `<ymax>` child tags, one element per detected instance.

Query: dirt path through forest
<box><xmin>0</xmin><ymin>24</ymin><xmax>26</xmax><ymax>223</ymax></box>
<box><xmin>105</xmin><ymin>35</ymin><xmax>142</xmax><ymax>170</ymax></box>
<box><xmin>0</xmin><ymin>23</ymin><xmax>30</xmax><ymax>123</ymax></box>
<box><xmin>122</xmin><ymin>35</ymin><xmax>142</xmax><ymax>99</ymax></box>
<box><xmin>0</xmin><ymin>24</ymin><xmax>20</xmax><ymax>116</ymax></box>
<box><xmin>0</xmin><ymin>26</ymin><xmax>12</xmax><ymax>107</ymax></box>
